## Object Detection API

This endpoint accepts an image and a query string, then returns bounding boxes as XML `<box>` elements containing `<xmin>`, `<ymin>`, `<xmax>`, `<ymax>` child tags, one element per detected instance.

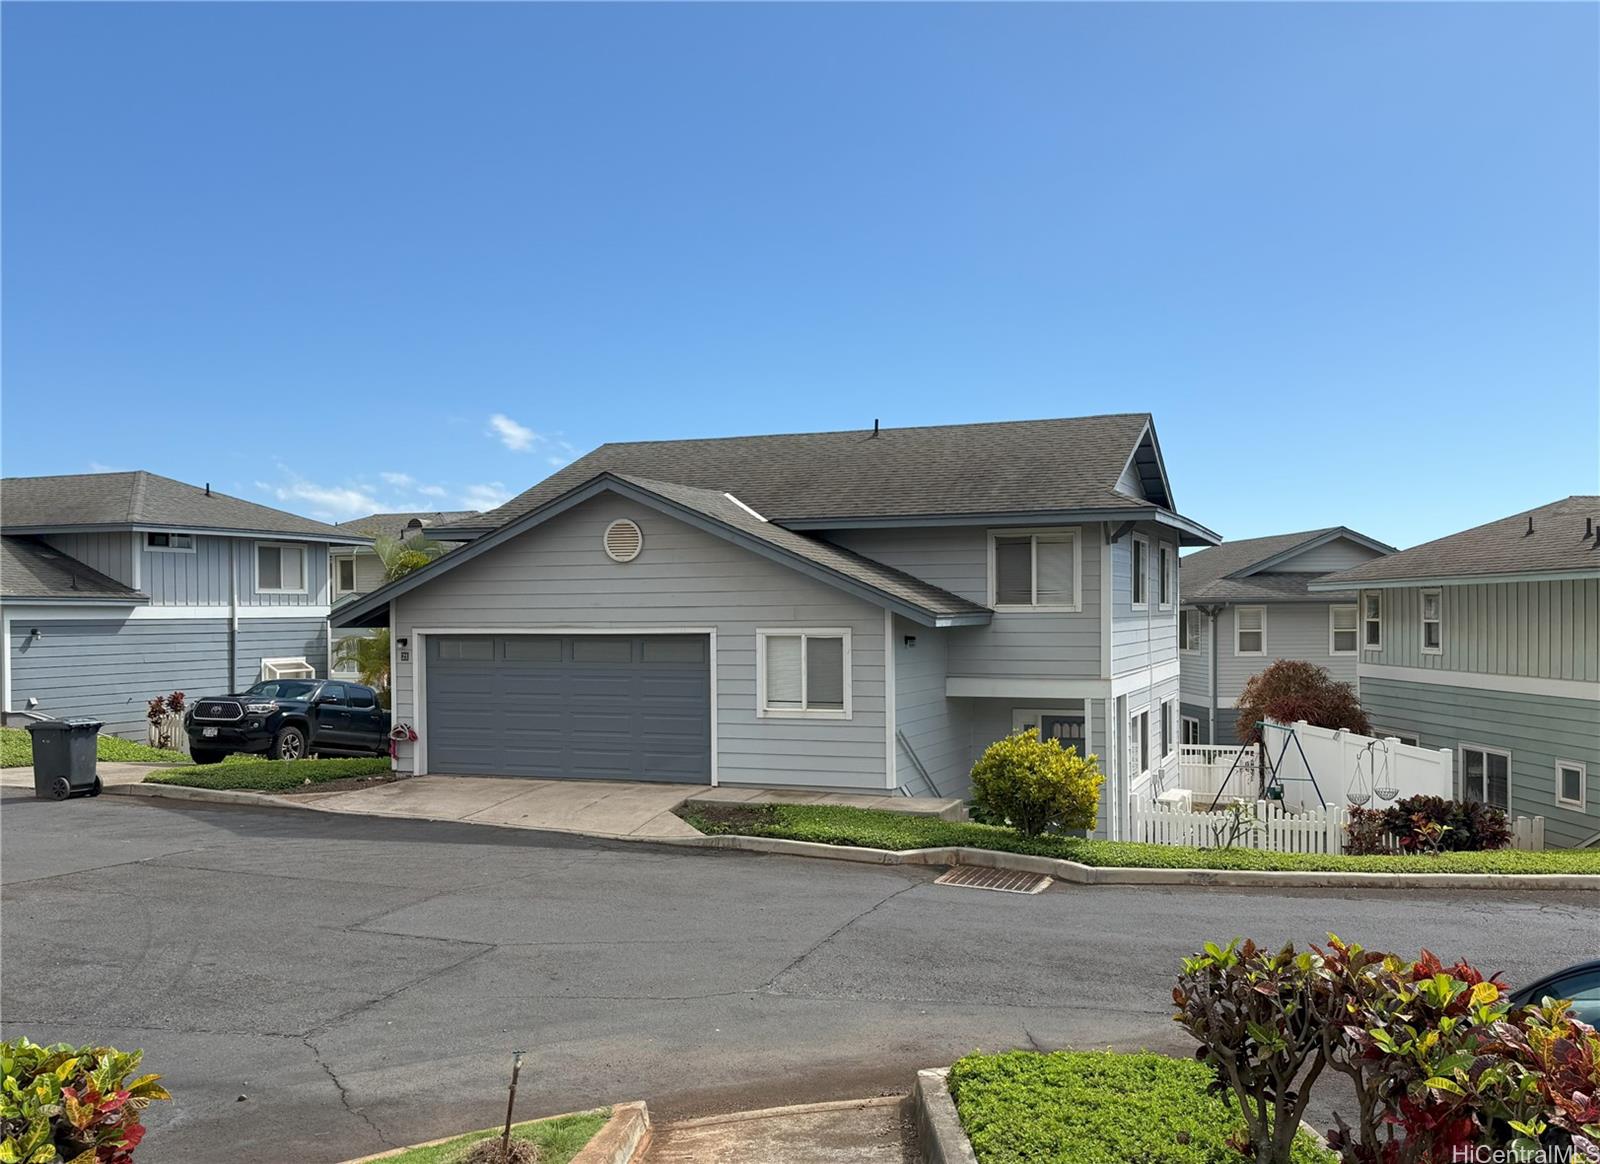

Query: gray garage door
<box><xmin>424</xmin><ymin>634</ymin><xmax>710</xmax><ymax>782</ymax></box>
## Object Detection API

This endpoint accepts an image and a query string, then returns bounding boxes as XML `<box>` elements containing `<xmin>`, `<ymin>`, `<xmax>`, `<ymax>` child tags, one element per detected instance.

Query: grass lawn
<box><xmin>949</xmin><ymin>1050</ymin><xmax>1333</xmax><ymax>1164</ymax></box>
<box><xmin>677</xmin><ymin>802</ymin><xmax>1600</xmax><ymax>875</ymax></box>
<box><xmin>0</xmin><ymin>726</ymin><xmax>190</xmax><ymax>768</ymax></box>
<box><xmin>379</xmin><ymin>1109</ymin><xmax>609</xmax><ymax>1164</ymax></box>
<box><xmin>146</xmin><ymin>757</ymin><xmax>392</xmax><ymax>791</ymax></box>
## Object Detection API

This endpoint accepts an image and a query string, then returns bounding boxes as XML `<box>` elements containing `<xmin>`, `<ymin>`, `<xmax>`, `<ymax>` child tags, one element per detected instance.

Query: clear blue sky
<box><xmin>4</xmin><ymin>3</ymin><xmax>1595</xmax><ymax>546</ymax></box>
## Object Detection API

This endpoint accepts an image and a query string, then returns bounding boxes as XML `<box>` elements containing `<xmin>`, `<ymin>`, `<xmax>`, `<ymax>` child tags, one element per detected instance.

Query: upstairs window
<box><xmin>1235</xmin><ymin>606</ymin><xmax>1265</xmax><ymax>655</ymax></box>
<box><xmin>1131</xmin><ymin>535</ymin><xmax>1149</xmax><ymax>608</ymax></box>
<box><xmin>1158</xmin><ymin>544</ymin><xmax>1173</xmax><ymax>607</ymax></box>
<box><xmin>1362</xmin><ymin>591</ymin><xmax>1382</xmax><ymax>650</ymax></box>
<box><xmin>758</xmin><ymin>629</ymin><xmax>851</xmax><ymax>718</ymax></box>
<box><xmin>1179</xmin><ymin>609</ymin><xmax>1201</xmax><ymax>652</ymax></box>
<box><xmin>256</xmin><ymin>543</ymin><xmax>307</xmax><ymax>594</ymax></box>
<box><xmin>145</xmin><ymin>531</ymin><xmax>194</xmax><ymax>552</ymax></box>
<box><xmin>1421</xmin><ymin>589</ymin><xmax>1443</xmax><ymax>654</ymax></box>
<box><xmin>333</xmin><ymin>555</ymin><xmax>357</xmax><ymax>595</ymax></box>
<box><xmin>1329</xmin><ymin>605</ymin><xmax>1359</xmax><ymax>655</ymax></box>
<box><xmin>990</xmin><ymin>530</ymin><xmax>1079</xmax><ymax>611</ymax></box>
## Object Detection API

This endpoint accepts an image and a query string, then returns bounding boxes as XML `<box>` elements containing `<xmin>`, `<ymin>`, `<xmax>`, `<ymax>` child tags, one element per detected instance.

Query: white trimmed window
<box><xmin>256</xmin><ymin>543</ymin><xmax>308</xmax><ymax>594</ymax></box>
<box><xmin>1362</xmin><ymin>591</ymin><xmax>1382</xmax><ymax>651</ymax></box>
<box><xmin>1329</xmin><ymin>605</ymin><xmax>1358</xmax><ymax>655</ymax></box>
<box><xmin>1459</xmin><ymin>744</ymin><xmax>1509</xmax><ymax>811</ymax></box>
<box><xmin>1420</xmin><ymin>589</ymin><xmax>1443</xmax><ymax>654</ymax></box>
<box><xmin>1129</xmin><ymin>707</ymin><xmax>1150</xmax><ymax>777</ymax></box>
<box><xmin>332</xmin><ymin>554</ymin><xmax>357</xmax><ymax>596</ymax></box>
<box><xmin>1182</xmin><ymin>716</ymin><xmax>1202</xmax><ymax>745</ymax></box>
<box><xmin>757</xmin><ymin>629</ymin><xmax>851</xmax><ymax>718</ymax></box>
<box><xmin>1160</xmin><ymin>698</ymin><xmax>1176</xmax><ymax>760</ymax></box>
<box><xmin>1179</xmin><ymin>609</ymin><xmax>1201</xmax><ymax>652</ymax></box>
<box><xmin>989</xmin><ymin>529</ymin><xmax>1080</xmax><ymax>611</ymax></box>
<box><xmin>1235</xmin><ymin>606</ymin><xmax>1264</xmax><ymax>655</ymax></box>
<box><xmin>1556</xmin><ymin>760</ymin><xmax>1586</xmax><ymax>810</ymax></box>
<box><xmin>1158</xmin><ymin>544</ymin><xmax>1174</xmax><ymax>608</ymax></box>
<box><xmin>1131</xmin><ymin>535</ymin><xmax>1149</xmax><ymax>609</ymax></box>
<box><xmin>145</xmin><ymin>531</ymin><xmax>194</xmax><ymax>552</ymax></box>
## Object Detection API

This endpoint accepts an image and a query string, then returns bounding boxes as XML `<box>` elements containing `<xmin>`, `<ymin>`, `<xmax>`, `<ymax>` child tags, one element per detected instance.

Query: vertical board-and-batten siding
<box><xmin>7</xmin><ymin>616</ymin><xmax>328</xmax><ymax>738</ymax></box>
<box><xmin>390</xmin><ymin>494</ymin><xmax>889</xmax><ymax>790</ymax></box>
<box><xmin>236</xmin><ymin>541</ymin><xmax>331</xmax><ymax>607</ymax></box>
<box><xmin>1110</xmin><ymin>525</ymin><xmax>1178</xmax><ymax>675</ymax></box>
<box><xmin>823</xmin><ymin>525</ymin><xmax>1103</xmax><ymax>679</ymax></box>
<box><xmin>1359</xmin><ymin>676</ymin><xmax>1599</xmax><ymax>849</ymax></box>
<box><xmin>42</xmin><ymin>533</ymin><xmax>135</xmax><ymax>587</ymax></box>
<box><xmin>1363</xmin><ymin>579</ymin><xmax>1599</xmax><ymax>682</ymax></box>
<box><xmin>140</xmin><ymin>535</ymin><xmax>233</xmax><ymax>605</ymax></box>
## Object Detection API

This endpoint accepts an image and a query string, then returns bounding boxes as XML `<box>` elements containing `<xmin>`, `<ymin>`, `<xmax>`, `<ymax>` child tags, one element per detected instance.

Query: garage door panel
<box><xmin>425</xmin><ymin>634</ymin><xmax>710</xmax><ymax>783</ymax></box>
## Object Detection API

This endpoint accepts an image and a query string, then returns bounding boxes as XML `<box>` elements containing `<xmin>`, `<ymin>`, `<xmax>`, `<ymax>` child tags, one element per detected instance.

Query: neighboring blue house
<box><xmin>1313</xmin><ymin>496</ymin><xmax>1600</xmax><ymax>849</ymax></box>
<box><xmin>1</xmin><ymin>471</ymin><xmax>368</xmax><ymax>737</ymax></box>
<box><xmin>1177</xmin><ymin>526</ymin><xmax>1395</xmax><ymax>744</ymax></box>
<box><xmin>335</xmin><ymin>414</ymin><xmax>1221</xmax><ymax>840</ymax></box>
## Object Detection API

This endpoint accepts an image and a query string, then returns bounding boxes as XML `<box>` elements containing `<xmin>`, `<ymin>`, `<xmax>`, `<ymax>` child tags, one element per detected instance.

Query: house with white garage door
<box><xmin>332</xmin><ymin>414</ymin><xmax>1219</xmax><ymax>839</ymax></box>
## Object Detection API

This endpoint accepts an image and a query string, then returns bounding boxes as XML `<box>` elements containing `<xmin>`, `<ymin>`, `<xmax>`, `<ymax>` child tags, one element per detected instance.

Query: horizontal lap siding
<box><xmin>1112</xmin><ymin>526</ymin><xmax>1178</xmax><ymax>677</ymax></box>
<box><xmin>893</xmin><ymin>616</ymin><xmax>969</xmax><ymax>797</ymax></box>
<box><xmin>392</xmin><ymin>495</ymin><xmax>887</xmax><ymax>790</ymax></box>
<box><xmin>233</xmin><ymin>619</ymin><xmax>329</xmax><ymax>690</ymax></box>
<box><xmin>1178</xmin><ymin>606</ymin><xmax>1210</xmax><ymax>702</ymax></box>
<box><xmin>9</xmin><ymin>619</ymin><xmax>231</xmax><ymax>738</ymax></box>
<box><xmin>825</xmin><ymin>525</ymin><xmax>1104</xmax><ymax>680</ymax></box>
<box><xmin>1361</xmin><ymin>676</ymin><xmax>1600</xmax><ymax>849</ymax></box>
<box><xmin>1365</xmin><ymin>580</ymin><xmax>1599</xmax><ymax>682</ymax></box>
<box><xmin>1214</xmin><ymin>602</ymin><xmax>1357</xmax><ymax>703</ymax></box>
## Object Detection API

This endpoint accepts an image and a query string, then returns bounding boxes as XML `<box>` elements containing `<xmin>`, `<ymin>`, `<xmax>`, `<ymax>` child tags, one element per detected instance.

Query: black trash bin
<box><xmin>25</xmin><ymin>718</ymin><xmax>104</xmax><ymax>800</ymax></box>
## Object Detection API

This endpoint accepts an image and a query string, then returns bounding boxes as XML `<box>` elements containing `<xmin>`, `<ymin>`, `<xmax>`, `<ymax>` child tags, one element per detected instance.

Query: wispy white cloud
<box><xmin>263</xmin><ymin>474</ymin><xmax>383</xmax><ymax>521</ymax></box>
<box><xmin>460</xmin><ymin>482</ymin><xmax>511</xmax><ymax>511</ymax></box>
<box><xmin>416</xmin><ymin>483</ymin><xmax>448</xmax><ymax>498</ymax></box>
<box><xmin>87</xmin><ymin>461</ymin><xmax>124</xmax><ymax>473</ymax></box>
<box><xmin>488</xmin><ymin>413</ymin><xmax>536</xmax><ymax>452</ymax></box>
<box><xmin>380</xmin><ymin>471</ymin><xmax>415</xmax><ymax>488</ymax></box>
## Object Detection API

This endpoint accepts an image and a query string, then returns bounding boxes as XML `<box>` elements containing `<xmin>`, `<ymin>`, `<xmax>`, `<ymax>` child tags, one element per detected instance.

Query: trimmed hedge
<box><xmin>0</xmin><ymin>726</ymin><xmax>189</xmax><ymax>769</ymax></box>
<box><xmin>676</xmin><ymin>803</ymin><xmax>1600</xmax><ymax>875</ymax></box>
<box><xmin>948</xmin><ymin>1050</ymin><xmax>1334</xmax><ymax>1164</ymax></box>
<box><xmin>145</xmin><ymin>758</ymin><xmax>391</xmax><ymax>791</ymax></box>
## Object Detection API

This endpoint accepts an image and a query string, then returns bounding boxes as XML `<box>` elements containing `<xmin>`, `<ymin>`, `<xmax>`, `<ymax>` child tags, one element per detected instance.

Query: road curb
<box><xmin>913</xmin><ymin>1069</ymin><xmax>977</xmax><ymax>1164</ymax></box>
<box><xmin>108</xmin><ymin>781</ymin><xmax>1600</xmax><ymax>891</ymax></box>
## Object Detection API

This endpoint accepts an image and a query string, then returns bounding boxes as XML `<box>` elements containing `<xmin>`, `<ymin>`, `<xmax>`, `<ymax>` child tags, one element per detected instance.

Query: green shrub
<box><xmin>948</xmin><ymin>1049</ymin><xmax>1333</xmax><ymax>1164</ymax></box>
<box><xmin>0</xmin><ymin>1036</ymin><xmax>170</xmax><ymax>1163</ymax></box>
<box><xmin>1346</xmin><ymin>796</ymin><xmax>1512</xmax><ymax>855</ymax></box>
<box><xmin>968</xmin><ymin>728</ymin><xmax>1102</xmax><ymax>837</ymax></box>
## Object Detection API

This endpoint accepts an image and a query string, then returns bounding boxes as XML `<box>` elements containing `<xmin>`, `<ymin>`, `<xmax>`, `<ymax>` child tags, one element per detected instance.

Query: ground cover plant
<box><xmin>0</xmin><ymin>727</ymin><xmax>190</xmax><ymax>768</ymax></box>
<box><xmin>380</xmin><ymin>1109</ymin><xmax>609</xmax><ymax>1164</ymax></box>
<box><xmin>145</xmin><ymin>757</ymin><xmax>391</xmax><ymax>792</ymax></box>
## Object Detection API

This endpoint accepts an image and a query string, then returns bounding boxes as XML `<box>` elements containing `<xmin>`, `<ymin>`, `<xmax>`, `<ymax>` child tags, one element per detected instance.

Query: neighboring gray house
<box><xmin>1312</xmin><ymin>496</ymin><xmax>1600</xmax><ymax>849</ymax></box>
<box><xmin>1178</xmin><ymin>527</ymin><xmax>1394</xmax><ymax>744</ymax></box>
<box><xmin>327</xmin><ymin>511</ymin><xmax>472</xmax><ymax>679</ymax></box>
<box><xmin>334</xmin><ymin>414</ymin><xmax>1220</xmax><ymax>839</ymax></box>
<box><xmin>0</xmin><ymin>471</ymin><xmax>368</xmax><ymax>737</ymax></box>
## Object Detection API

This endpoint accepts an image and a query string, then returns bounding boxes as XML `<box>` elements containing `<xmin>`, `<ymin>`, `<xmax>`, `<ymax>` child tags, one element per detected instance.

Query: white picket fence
<box><xmin>1132</xmin><ymin>797</ymin><xmax>1547</xmax><ymax>854</ymax></box>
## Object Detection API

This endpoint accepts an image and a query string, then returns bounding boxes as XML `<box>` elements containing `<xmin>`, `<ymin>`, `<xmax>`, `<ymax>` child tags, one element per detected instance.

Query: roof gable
<box><xmin>333</xmin><ymin>473</ymin><xmax>993</xmax><ymax>630</ymax></box>
<box><xmin>1180</xmin><ymin>526</ymin><xmax>1393</xmax><ymax>603</ymax></box>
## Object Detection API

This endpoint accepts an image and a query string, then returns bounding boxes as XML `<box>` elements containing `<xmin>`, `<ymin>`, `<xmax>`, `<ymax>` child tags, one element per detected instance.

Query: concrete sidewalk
<box><xmin>0</xmin><ymin>761</ymin><xmax>174</xmax><ymax>789</ymax></box>
<box><xmin>299</xmin><ymin>775</ymin><xmax>965</xmax><ymax>841</ymax></box>
<box><xmin>643</xmin><ymin>1097</ymin><xmax>914</xmax><ymax>1163</ymax></box>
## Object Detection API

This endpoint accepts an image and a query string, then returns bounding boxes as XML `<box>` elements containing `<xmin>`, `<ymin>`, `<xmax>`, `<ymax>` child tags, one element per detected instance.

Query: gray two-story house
<box><xmin>1</xmin><ymin>471</ymin><xmax>367</xmax><ymax>737</ymax></box>
<box><xmin>1312</xmin><ymin>496</ymin><xmax>1599</xmax><ymax>849</ymax></box>
<box><xmin>333</xmin><ymin>414</ymin><xmax>1219</xmax><ymax>840</ymax></box>
<box><xmin>1178</xmin><ymin>527</ymin><xmax>1394</xmax><ymax>744</ymax></box>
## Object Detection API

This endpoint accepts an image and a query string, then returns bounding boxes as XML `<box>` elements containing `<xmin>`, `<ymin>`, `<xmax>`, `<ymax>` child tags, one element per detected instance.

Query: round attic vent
<box><xmin>603</xmin><ymin>519</ymin><xmax>643</xmax><ymax>563</ymax></box>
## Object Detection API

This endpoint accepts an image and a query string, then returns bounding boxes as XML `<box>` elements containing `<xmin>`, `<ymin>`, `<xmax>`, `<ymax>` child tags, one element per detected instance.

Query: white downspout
<box><xmin>228</xmin><ymin>541</ymin><xmax>239</xmax><ymax>689</ymax></box>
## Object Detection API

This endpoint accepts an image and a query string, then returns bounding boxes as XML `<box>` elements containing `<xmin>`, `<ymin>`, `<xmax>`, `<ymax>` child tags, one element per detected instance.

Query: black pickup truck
<box><xmin>185</xmin><ymin>678</ymin><xmax>391</xmax><ymax>764</ymax></box>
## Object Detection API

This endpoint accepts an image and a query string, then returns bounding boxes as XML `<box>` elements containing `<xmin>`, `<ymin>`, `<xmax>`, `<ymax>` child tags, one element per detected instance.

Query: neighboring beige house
<box><xmin>1178</xmin><ymin>527</ymin><xmax>1394</xmax><ymax>745</ymax></box>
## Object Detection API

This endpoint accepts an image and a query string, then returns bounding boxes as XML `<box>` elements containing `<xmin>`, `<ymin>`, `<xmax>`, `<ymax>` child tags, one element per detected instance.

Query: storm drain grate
<box><xmin>934</xmin><ymin>864</ymin><xmax>1052</xmax><ymax>895</ymax></box>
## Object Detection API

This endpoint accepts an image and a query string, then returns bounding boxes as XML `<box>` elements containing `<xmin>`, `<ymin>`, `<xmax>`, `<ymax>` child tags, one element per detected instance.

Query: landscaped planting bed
<box><xmin>145</xmin><ymin>757</ymin><xmax>393</xmax><ymax>792</ymax></box>
<box><xmin>947</xmin><ymin>1050</ymin><xmax>1333</xmax><ymax>1164</ymax></box>
<box><xmin>676</xmin><ymin>802</ymin><xmax>1600</xmax><ymax>874</ymax></box>
<box><xmin>378</xmin><ymin>1108</ymin><xmax>609</xmax><ymax>1164</ymax></box>
<box><xmin>0</xmin><ymin>726</ymin><xmax>190</xmax><ymax>768</ymax></box>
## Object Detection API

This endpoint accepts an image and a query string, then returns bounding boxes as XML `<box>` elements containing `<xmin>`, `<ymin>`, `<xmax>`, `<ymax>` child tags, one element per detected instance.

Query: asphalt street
<box><xmin>2</xmin><ymin>789</ymin><xmax>1595</xmax><ymax>1163</ymax></box>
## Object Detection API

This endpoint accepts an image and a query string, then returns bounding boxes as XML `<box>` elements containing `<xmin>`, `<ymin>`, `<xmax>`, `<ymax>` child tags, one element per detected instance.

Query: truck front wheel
<box><xmin>269</xmin><ymin>726</ymin><xmax>307</xmax><ymax>761</ymax></box>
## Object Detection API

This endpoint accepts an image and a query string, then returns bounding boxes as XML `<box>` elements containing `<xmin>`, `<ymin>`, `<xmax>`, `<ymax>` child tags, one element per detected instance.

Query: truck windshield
<box><xmin>244</xmin><ymin>680</ymin><xmax>320</xmax><ymax>700</ymax></box>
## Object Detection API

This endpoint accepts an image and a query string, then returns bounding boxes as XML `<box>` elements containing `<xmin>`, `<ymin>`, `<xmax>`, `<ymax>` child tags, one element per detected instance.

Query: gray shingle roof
<box><xmin>335</xmin><ymin>511</ymin><xmax>476</xmax><ymax>540</ymax></box>
<box><xmin>1</xmin><ymin>471</ymin><xmax>360</xmax><ymax>540</ymax></box>
<box><xmin>1180</xmin><ymin>529</ymin><xmax>1336</xmax><ymax>597</ymax></box>
<box><xmin>614</xmin><ymin>474</ymin><xmax>990</xmax><ymax>620</ymax></box>
<box><xmin>1</xmin><ymin>536</ymin><xmax>147</xmax><ymax>602</ymax></box>
<box><xmin>442</xmin><ymin>414</ymin><xmax>1179</xmax><ymax>532</ymax></box>
<box><xmin>1180</xmin><ymin>527</ymin><xmax>1393</xmax><ymax>603</ymax></box>
<box><xmin>1316</xmin><ymin>496</ymin><xmax>1600</xmax><ymax>587</ymax></box>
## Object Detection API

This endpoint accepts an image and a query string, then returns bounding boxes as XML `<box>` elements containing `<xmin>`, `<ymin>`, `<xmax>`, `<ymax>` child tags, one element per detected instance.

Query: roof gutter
<box><xmin>777</xmin><ymin>506</ymin><xmax>1222</xmax><ymax>545</ymax></box>
<box><xmin>4</xmin><ymin>523</ymin><xmax>372</xmax><ymax>545</ymax></box>
<box><xmin>1309</xmin><ymin>568</ymin><xmax>1600</xmax><ymax>591</ymax></box>
<box><xmin>0</xmin><ymin>594</ymin><xmax>150</xmax><ymax>605</ymax></box>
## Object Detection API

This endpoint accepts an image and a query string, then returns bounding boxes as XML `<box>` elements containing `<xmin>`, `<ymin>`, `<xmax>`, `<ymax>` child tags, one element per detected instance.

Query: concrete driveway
<box><xmin>3</xmin><ymin>790</ymin><xmax>1595</xmax><ymax>1164</ymax></box>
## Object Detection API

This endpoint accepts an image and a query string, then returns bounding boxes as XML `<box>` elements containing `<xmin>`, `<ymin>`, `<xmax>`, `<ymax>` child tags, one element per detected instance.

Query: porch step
<box><xmin>692</xmin><ymin>786</ymin><xmax>968</xmax><ymax>821</ymax></box>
